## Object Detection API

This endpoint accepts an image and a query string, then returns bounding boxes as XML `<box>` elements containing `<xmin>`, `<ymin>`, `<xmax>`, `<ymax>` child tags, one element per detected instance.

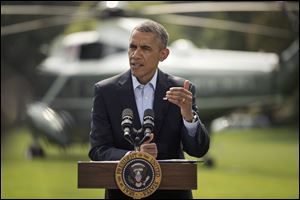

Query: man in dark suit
<box><xmin>89</xmin><ymin>20</ymin><xmax>210</xmax><ymax>199</ymax></box>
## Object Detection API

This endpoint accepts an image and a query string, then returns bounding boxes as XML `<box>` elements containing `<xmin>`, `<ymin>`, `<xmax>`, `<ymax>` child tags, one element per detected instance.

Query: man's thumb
<box><xmin>184</xmin><ymin>80</ymin><xmax>190</xmax><ymax>90</ymax></box>
<box><xmin>142</xmin><ymin>133</ymin><xmax>154</xmax><ymax>144</ymax></box>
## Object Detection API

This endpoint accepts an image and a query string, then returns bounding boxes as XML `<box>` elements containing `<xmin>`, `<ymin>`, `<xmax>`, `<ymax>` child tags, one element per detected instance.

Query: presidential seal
<box><xmin>115</xmin><ymin>151</ymin><xmax>162</xmax><ymax>199</ymax></box>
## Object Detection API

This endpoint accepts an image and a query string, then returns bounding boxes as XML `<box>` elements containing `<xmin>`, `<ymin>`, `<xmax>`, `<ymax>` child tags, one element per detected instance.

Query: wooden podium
<box><xmin>78</xmin><ymin>160</ymin><xmax>197</xmax><ymax>190</ymax></box>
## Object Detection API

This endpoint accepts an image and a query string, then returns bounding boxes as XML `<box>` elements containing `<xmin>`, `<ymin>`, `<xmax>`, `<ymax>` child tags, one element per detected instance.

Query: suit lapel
<box><xmin>153</xmin><ymin>69</ymin><xmax>171</xmax><ymax>140</ymax></box>
<box><xmin>117</xmin><ymin>70</ymin><xmax>142</xmax><ymax>129</ymax></box>
<box><xmin>117</xmin><ymin>69</ymin><xmax>171</xmax><ymax>137</ymax></box>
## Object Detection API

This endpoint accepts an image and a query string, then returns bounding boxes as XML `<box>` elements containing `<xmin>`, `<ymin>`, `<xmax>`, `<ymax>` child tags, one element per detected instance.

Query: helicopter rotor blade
<box><xmin>159</xmin><ymin>14</ymin><xmax>293</xmax><ymax>39</ymax></box>
<box><xmin>1</xmin><ymin>4</ymin><xmax>96</xmax><ymax>36</ymax></box>
<box><xmin>1</xmin><ymin>5</ymin><xmax>81</xmax><ymax>16</ymax></box>
<box><xmin>1</xmin><ymin>2</ymin><xmax>297</xmax><ymax>38</ymax></box>
<box><xmin>141</xmin><ymin>1</ymin><xmax>299</xmax><ymax>15</ymax></box>
<box><xmin>3</xmin><ymin>13</ymin><xmax>291</xmax><ymax>38</ymax></box>
<box><xmin>1</xmin><ymin>15</ymin><xmax>95</xmax><ymax>36</ymax></box>
<box><xmin>3</xmin><ymin>2</ymin><xmax>299</xmax><ymax>16</ymax></box>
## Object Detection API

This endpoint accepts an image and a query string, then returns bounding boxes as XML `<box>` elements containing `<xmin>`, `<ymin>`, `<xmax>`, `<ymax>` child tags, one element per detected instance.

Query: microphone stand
<box><xmin>125</xmin><ymin>127</ymin><xmax>150</xmax><ymax>152</ymax></box>
<box><xmin>132</xmin><ymin>128</ymin><xmax>143</xmax><ymax>151</ymax></box>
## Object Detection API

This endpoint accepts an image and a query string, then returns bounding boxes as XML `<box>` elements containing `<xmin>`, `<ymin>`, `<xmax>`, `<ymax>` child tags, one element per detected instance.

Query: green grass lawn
<box><xmin>194</xmin><ymin>127</ymin><xmax>299</xmax><ymax>199</ymax></box>
<box><xmin>1</xmin><ymin>126</ymin><xmax>299</xmax><ymax>199</ymax></box>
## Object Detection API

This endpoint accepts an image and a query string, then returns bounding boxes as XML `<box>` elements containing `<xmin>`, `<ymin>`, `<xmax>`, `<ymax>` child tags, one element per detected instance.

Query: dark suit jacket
<box><xmin>89</xmin><ymin>69</ymin><xmax>210</xmax><ymax>199</ymax></box>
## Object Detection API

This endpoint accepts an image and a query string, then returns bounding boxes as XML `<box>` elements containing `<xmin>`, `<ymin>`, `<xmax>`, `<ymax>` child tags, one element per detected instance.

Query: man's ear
<box><xmin>159</xmin><ymin>48</ymin><xmax>169</xmax><ymax>62</ymax></box>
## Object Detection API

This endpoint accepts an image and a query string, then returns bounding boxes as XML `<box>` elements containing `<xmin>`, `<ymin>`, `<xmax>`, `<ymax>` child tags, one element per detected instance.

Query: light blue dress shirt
<box><xmin>131</xmin><ymin>70</ymin><xmax>199</xmax><ymax>137</ymax></box>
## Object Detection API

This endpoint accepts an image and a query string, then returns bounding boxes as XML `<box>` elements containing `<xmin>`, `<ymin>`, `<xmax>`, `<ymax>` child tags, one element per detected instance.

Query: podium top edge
<box><xmin>78</xmin><ymin>161</ymin><xmax>119</xmax><ymax>164</ymax></box>
<box><xmin>158</xmin><ymin>159</ymin><xmax>203</xmax><ymax>163</ymax></box>
<box><xmin>78</xmin><ymin>159</ymin><xmax>204</xmax><ymax>164</ymax></box>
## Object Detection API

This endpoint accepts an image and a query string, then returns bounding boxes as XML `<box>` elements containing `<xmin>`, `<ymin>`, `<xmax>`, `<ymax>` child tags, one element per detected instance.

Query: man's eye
<box><xmin>143</xmin><ymin>47</ymin><xmax>151</xmax><ymax>51</ymax></box>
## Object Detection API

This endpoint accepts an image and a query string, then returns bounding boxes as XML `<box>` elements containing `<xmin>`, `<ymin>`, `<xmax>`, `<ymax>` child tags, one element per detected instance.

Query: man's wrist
<box><xmin>183</xmin><ymin>111</ymin><xmax>198</xmax><ymax>123</ymax></box>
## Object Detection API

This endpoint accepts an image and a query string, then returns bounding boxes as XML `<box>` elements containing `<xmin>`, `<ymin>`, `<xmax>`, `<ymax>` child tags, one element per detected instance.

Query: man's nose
<box><xmin>132</xmin><ymin>48</ymin><xmax>141</xmax><ymax>58</ymax></box>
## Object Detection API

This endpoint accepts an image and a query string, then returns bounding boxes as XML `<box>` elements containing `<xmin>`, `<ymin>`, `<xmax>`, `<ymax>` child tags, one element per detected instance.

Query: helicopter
<box><xmin>2</xmin><ymin>1</ymin><xmax>298</xmax><ymax>158</ymax></box>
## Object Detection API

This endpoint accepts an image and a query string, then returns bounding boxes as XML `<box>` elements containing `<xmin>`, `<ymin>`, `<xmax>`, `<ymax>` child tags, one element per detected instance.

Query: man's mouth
<box><xmin>131</xmin><ymin>63</ymin><xmax>144</xmax><ymax>68</ymax></box>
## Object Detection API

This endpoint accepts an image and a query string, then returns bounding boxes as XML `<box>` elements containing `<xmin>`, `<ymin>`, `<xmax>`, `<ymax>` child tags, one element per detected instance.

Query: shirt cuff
<box><xmin>183</xmin><ymin>115</ymin><xmax>200</xmax><ymax>137</ymax></box>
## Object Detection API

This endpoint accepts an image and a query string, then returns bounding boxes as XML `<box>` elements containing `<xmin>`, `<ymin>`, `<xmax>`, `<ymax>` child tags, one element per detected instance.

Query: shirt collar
<box><xmin>132</xmin><ymin>69</ymin><xmax>158</xmax><ymax>90</ymax></box>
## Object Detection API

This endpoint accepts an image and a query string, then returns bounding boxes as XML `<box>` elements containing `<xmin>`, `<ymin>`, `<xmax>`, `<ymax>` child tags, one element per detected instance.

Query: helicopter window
<box><xmin>79</xmin><ymin>43</ymin><xmax>104</xmax><ymax>60</ymax></box>
<box><xmin>114</xmin><ymin>46</ymin><xmax>127</xmax><ymax>53</ymax></box>
<box><xmin>79</xmin><ymin>42</ymin><xmax>127</xmax><ymax>60</ymax></box>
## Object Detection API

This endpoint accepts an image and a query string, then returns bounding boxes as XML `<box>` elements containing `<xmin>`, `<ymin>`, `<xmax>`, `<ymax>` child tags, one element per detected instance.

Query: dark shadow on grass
<box><xmin>30</xmin><ymin>153</ymin><xmax>90</xmax><ymax>162</ymax></box>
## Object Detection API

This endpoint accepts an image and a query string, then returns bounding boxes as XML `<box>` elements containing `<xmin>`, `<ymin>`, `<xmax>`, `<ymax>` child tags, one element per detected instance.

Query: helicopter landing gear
<box><xmin>26</xmin><ymin>143</ymin><xmax>45</xmax><ymax>159</ymax></box>
<box><xmin>203</xmin><ymin>156</ymin><xmax>215</xmax><ymax>168</ymax></box>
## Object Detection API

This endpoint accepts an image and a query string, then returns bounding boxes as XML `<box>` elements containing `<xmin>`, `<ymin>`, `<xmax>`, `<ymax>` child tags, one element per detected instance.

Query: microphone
<box><xmin>121</xmin><ymin>108</ymin><xmax>134</xmax><ymax>145</ymax></box>
<box><xmin>140</xmin><ymin>109</ymin><xmax>155</xmax><ymax>144</ymax></box>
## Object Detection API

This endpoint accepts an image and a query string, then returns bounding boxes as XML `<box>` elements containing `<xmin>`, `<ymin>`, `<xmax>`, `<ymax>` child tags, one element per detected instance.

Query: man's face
<box><xmin>128</xmin><ymin>30</ymin><xmax>168</xmax><ymax>84</ymax></box>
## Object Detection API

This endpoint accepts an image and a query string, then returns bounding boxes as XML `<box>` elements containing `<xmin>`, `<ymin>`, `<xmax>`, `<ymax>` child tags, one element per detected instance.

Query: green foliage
<box><xmin>246</xmin><ymin>12</ymin><xmax>297</xmax><ymax>53</ymax></box>
<box><xmin>63</xmin><ymin>2</ymin><xmax>99</xmax><ymax>35</ymax></box>
<box><xmin>63</xmin><ymin>19</ymin><xmax>98</xmax><ymax>35</ymax></box>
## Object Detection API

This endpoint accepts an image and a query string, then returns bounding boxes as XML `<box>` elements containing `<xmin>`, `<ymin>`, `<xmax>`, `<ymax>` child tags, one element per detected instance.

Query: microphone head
<box><xmin>121</xmin><ymin>108</ymin><xmax>133</xmax><ymax>129</ymax></box>
<box><xmin>143</xmin><ymin>109</ymin><xmax>154</xmax><ymax>130</ymax></box>
<box><xmin>121</xmin><ymin>108</ymin><xmax>134</xmax><ymax>145</ymax></box>
<box><xmin>122</xmin><ymin>108</ymin><xmax>133</xmax><ymax>119</ymax></box>
<box><xmin>143</xmin><ymin>109</ymin><xmax>154</xmax><ymax>119</ymax></box>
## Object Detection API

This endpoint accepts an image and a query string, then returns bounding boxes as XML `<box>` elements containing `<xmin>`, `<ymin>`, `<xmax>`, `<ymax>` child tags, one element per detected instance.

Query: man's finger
<box><xmin>184</xmin><ymin>80</ymin><xmax>190</xmax><ymax>91</ymax></box>
<box><xmin>142</xmin><ymin>133</ymin><xmax>154</xmax><ymax>144</ymax></box>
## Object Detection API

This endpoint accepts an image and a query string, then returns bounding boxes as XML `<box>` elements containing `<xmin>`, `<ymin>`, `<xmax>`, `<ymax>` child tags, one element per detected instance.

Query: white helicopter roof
<box><xmin>40</xmin><ymin>38</ymin><xmax>279</xmax><ymax>76</ymax></box>
<box><xmin>95</xmin><ymin>17</ymin><xmax>148</xmax><ymax>49</ymax></box>
<box><xmin>162</xmin><ymin>39</ymin><xmax>279</xmax><ymax>74</ymax></box>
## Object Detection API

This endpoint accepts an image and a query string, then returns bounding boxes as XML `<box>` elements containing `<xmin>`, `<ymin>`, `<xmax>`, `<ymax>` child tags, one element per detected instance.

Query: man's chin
<box><xmin>130</xmin><ymin>68</ymin><xmax>140</xmax><ymax>76</ymax></box>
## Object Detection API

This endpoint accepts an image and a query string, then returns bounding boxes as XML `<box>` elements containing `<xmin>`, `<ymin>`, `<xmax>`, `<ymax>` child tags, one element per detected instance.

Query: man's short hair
<box><xmin>131</xmin><ymin>20</ymin><xmax>169</xmax><ymax>49</ymax></box>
